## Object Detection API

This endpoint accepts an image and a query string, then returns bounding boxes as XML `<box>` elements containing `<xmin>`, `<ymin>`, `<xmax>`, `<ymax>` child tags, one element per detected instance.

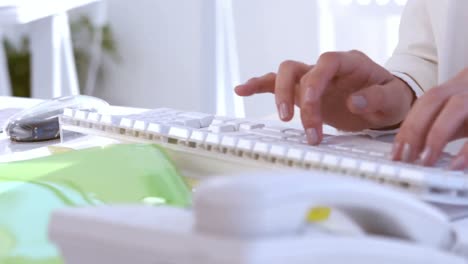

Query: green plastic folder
<box><xmin>0</xmin><ymin>144</ymin><xmax>192</xmax><ymax>264</ymax></box>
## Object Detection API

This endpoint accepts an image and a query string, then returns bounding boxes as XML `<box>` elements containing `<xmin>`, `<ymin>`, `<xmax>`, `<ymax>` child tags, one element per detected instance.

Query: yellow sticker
<box><xmin>184</xmin><ymin>177</ymin><xmax>200</xmax><ymax>190</ymax></box>
<box><xmin>48</xmin><ymin>146</ymin><xmax>75</xmax><ymax>154</ymax></box>
<box><xmin>306</xmin><ymin>207</ymin><xmax>331</xmax><ymax>222</ymax></box>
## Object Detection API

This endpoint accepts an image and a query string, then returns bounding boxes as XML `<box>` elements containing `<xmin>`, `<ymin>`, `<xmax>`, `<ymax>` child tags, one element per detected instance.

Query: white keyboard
<box><xmin>59</xmin><ymin>107</ymin><xmax>468</xmax><ymax>205</ymax></box>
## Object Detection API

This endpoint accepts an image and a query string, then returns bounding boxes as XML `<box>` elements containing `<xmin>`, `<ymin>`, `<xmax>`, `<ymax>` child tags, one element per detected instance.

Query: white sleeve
<box><xmin>385</xmin><ymin>0</ymin><xmax>438</xmax><ymax>96</ymax></box>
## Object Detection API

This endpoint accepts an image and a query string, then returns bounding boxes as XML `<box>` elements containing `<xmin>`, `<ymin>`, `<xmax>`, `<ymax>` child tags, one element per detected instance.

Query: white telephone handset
<box><xmin>49</xmin><ymin>171</ymin><xmax>467</xmax><ymax>264</ymax></box>
<box><xmin>194</xmin><ymin>172</ymin><xmax>454</xmax><ymax>248</ymax></box>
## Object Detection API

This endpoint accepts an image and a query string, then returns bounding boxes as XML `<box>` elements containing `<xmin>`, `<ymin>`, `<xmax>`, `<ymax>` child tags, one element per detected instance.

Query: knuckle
<box><xmin>348</xmin><ymin>49</ymin><xmax>365</xmax><ymax>57</ymax></box>
<box><xmin>447</xmin><ymin>94</ymin><xmax>468</xmax><ymax>109</ymax></box>
<box><xmin>278</xmin><ymin>60</ymin><xmax>298</xmax><ymax>72</ymax></box>
<box><xmin>423</xmin><ymin>87</ymin><xmax>445</xmax><ymax>103</ymax></box>
<box><xmin>264</xmin><ymin>72</ymin><xmax>276</xmax><ymax>79</ymax></box>
<box><xmin>247</xmin><ymin>77</ymin><xmax>259</xmax><ymax>83</ymax></box>
<box><xmin>262</xmin><ymin>72</ymin><xmax>276</xmax><ymax>80</ymax></box>
<box><xmin>427</xmin><ymin>125</ymin><xmax>450</xmax><ymax>143</ymax></box>
<box><xmin>299</xmin><ymin>74</ymin><xmax>318</xmax><ymax>89</ymax></box>
<box><xmin>318</xmin><ymin>52</ymin><xmax>340</xmax><ymax>64</ymax></box>
<box><xmin>399</xmin><ymin>123</ymin><xmax>421</xmax><ymax>141</ymax></box>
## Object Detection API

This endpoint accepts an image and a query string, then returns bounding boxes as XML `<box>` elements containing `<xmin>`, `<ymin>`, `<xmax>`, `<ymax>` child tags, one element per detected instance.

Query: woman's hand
<box><xmin>393</xmin><ymin>69</ymin><xmax>468</xmax><ymax>170</ymax></box>
<box><xmin>235</xmin><ymin>50</ymin><xmax>415</xmax><ymax>145</ymax></box>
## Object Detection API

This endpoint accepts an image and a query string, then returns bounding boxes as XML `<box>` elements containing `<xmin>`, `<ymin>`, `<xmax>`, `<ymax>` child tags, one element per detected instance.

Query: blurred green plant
<box><xmin>2</xmin><ymin>15</ymin><xmax>118</xmax><ymax>97</ymax></box>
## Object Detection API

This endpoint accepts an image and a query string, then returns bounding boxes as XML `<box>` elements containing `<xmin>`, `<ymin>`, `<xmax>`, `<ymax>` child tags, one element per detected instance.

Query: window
<box><xmin>318</xmin><ymin>0</ymin><xmax>407</xmax><ymax>64</ymax></box>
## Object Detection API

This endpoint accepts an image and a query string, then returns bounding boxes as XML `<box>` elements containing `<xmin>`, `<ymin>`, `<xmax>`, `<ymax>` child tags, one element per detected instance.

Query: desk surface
<box><xmin>2</xmin><ymin>96</ymin><xmax>468</xmax><ymax>251</ymax></box>
<box><xmin>0</xmin><ymin>96</ymin><xmax>143</xmax><ymax>162</ymax></box>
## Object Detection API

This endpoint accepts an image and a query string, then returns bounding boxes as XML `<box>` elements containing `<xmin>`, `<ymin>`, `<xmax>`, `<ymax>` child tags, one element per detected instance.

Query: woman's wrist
<box><xmin>370</xmin><ymin>76</ymin><xmax>416</xmax><ymax>131</ymax></box>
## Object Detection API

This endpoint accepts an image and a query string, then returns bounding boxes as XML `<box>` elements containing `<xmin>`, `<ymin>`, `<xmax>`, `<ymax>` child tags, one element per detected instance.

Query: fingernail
<box><xmin>351</xmin><ymin>95</ymin><xmax>367</xmax><ymax>110</ymax></box>
<box><xmin>402</xmin><ymin>143</ymin><xmax>412</xmax><ymax>162</ymax></box>
<box><xmin>420</xmin><ymin>146</ymin><xmax>432</xmax><ymax>165</ymax></box>
<box><xmin>450</xmin><ymin>156</ymin><xmax>466</xmax><ymax>170</ymax></box>
<box><xmin>391</xmin><ymin>141</ymin><xmax>402</xmax><ymax>160</ymax></box>
<box><xmin>279</xmin><ymin>103</ymin><xmax>289</xmax><ymax>120</ymax></box>
<box><xmin>305</xmin><ymin>87</ymin><xmax>319</xmax><ymax>102</ymax></box>
<box><xmin>306</xmin><ymin>128</ymin><xmax>319</xmax><ymax>145</ymax></box>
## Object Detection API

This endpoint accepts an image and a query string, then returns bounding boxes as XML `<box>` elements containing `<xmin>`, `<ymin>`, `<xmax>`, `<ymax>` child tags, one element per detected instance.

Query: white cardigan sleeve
<box><xmin>385</xmin><ymin>0</ymin><xmax>438</xmax><ymax>96</ymax></box>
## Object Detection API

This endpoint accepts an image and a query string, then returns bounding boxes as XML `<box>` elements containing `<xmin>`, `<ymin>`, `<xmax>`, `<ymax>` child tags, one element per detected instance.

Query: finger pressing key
<box><xmin>275</xmin><ymin>60</ymin><xmax>310</xmax><ymax>121</ymax></box>
<box><xmin>420</xmin><ymin>94</ymin><xmax>468</xmax><ymax>166</ymax></box>
<box><xmin>300</xmin><ymin>87</ymin><xmax>322</xmax><ymax>145</ymax></box>
<box><xmin>298</xmin><ymin>51</ymin><xmax>365</xmax><ymax>144</ymax></box>
<box><xmin>451</xmin><ymin>142</ymin><xmax>468</xmax><ymax>170</ymax></box>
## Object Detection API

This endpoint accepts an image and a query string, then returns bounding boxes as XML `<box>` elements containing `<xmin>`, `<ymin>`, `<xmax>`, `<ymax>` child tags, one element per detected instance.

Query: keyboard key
<box><xmin>63</xmin><ymin>108</ymin><xmax>76</xmax><ymax>117</ymax></box>
<box><xmin>212</xmin><ymin>117</ymin><xmax>235</xmax><ymax>125</ymax></box>
<box><xmin>225</xmin><ymin>120</ymin><xmax>249</xmax><ymax>130</ymax></box>
<box><xmin>359</xmin><ymin>161</ymin><xmax>377</xmax><ymax>175</ymax></box>
<box><xmin>178</xmin><ymin>117</ymin><xmax>202</xmax><ymax>128</ymax></box>
<box><xmin>100</xmin><ymin>114</ymin><xmax>120</xmax><ymax>126</ymax></box>
<box><xmin>168</xmin><ymin>126</ymin><xmax>192</xmax><ymax>140</ymax></box>
<box><xmin>220</xmin><ymin>132</ymin><xmax>249</xmax><ymax>149</ymax></box>
<box><xmin>209</xmin><ymin>124</ymin><xmax>236</xmax><ymax>133</ymax></box>
<box><xmin>205</xmin><ymin>133</ymin><xmax>224</xmax><ymax>146</ymax></box>
<box><xmin>249</xmin><ymin>129</ymin><xmax>288</xmax><ymax>140</ymax></box>
<box><xmin>87</xmin><ymin>112</ymin><xmax>101</xmax><ymax>123</ymax></box>
<box><xmin>221</xmin><ymin>135</ymin><xmax>240</xmax><ymax>149</ymax></box>
<box><xmin>368</xmin><ymin>151</ymin><xmax>385</xmax><ymax>157</ymax></box>
<box><xmin>190</xmin><ymin>130</ymin><xmax>209</xmax><ymax>143</ymax></box>
<box><xmin>340</xmin><ymin>158</ymin><xmax>358</xmax><ymax>171</ymax></box>
<box><xmin>351</xmin><ymin>148</ymin><xmax>367</xmax><ymax>154</ymax></box>
<box><xmin>284</xmin><ymin>128</ymin><xmax>305</xmax><ymax>136</ymax></box>
<box><xmin>263</xmin><ymin>126</ymin><xmax>289</xmax><ymax>133</ymax></box>
<box><xmin>399</xmin><ymin>168</ymin><xmax>425</xmax><ymax>185</ymax></box>
<box><xmin>322</xmin><ymin>154</ymin><xmax>340</xmax><ymax>169</ymax></box>
<box><xmin>239</xmin><ymin>122</ymin><xmax>265</xmax><ymax>131</ymax></box>
<box><xmin>378</xmin><ymin>165</ymin><xmax>398</xmax><ymax>180</ymax></box>
<box><xmin>237</xmin><ymin>137</ymin><xmax>259</xmax><ymax>152</ymax></box>
<box><xmin>253</xmin><ymin>141</ymin><xmax>272</xmax><ymax>155</ymax></box>
<box><xmin>285</xmin><ymin>135</ymin><xmax>306</xmax><ymax>143</ymax></box>
<box><xmin>269</xmin><ymin>143</ymin><xmax>289</xmax><ymax>157</ymax></box>
<box><xmin>74</xmin><ymin>110</ymin><xmax>89</xmax><ymax>120</ymax></box>
<box><xmin>304</xmin><ymin>151</ymin><xmax>322</xmax><ymax>166</ymax></box>
<box><xmin>178</xmin><ymin>112</ymin><xmax>214</xmax><ymax>127</ymax></box>
<box><xmin>287</xmin><ymin>147</ymin><xmax>306</xmax><ymax>162</ymax></box>
<box><xmin>133</xmin><ymin>120</ymin><xmax>148</xmax><ymax>131</ymax></box>
<box><xmin>147</xmin><ymin>123</ymin><xmax>170</xmax><ymax>135</ymax></box>
<box><xmin>120</xmin><ymin>118</ymin><xmax>135</xmax><ymax>128</ymax></box>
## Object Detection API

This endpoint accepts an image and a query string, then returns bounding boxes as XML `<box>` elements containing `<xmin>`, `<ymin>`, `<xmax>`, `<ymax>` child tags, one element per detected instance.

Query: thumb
<box><xmin>347</xmin><ymin>84</ymin><xmax>387</xmax><ymax>115</ymax></box>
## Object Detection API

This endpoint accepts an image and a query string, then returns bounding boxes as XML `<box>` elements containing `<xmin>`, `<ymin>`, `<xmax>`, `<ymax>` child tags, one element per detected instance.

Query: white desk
<box><xmin>0</xmin><ymin>0</ymin><xmax>100</xmax><ymax>98</ymax></box>
<box><xmin>2</xmin><ymin>96</ymin><xmax>468</xmax><ymax>259</ymax></box>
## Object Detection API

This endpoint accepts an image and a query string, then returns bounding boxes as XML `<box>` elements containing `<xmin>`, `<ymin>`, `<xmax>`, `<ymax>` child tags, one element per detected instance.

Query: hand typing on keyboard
<box><xmin>393</xmin><ymin>68</ymin><xmax>468</xmax><ymax>170</ymax></box>
<box><xmin>235</xmin><ymin>50</ymin><xmax>414</xmax><ymax>145</ymax></box>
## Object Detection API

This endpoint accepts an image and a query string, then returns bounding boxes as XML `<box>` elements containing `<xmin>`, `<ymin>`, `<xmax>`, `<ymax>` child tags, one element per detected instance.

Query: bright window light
<box><xmin>376</xmin><ymin>0</ymin><xmax>391</xmax><ymax>5</ymax></box>
<box><xmin>394</xmin><ymin>0</ymin><xmax>407</xmax><ymax>6</ymax></box>
<box><xmin>356</xmin><ymin>0</ymin><xmax>372</xmax><ymax>5</ymax></box>
<box><xmin>339</xmin><ymin>0</ymin><xmax>353</xmax><ymax>5</ymax></box>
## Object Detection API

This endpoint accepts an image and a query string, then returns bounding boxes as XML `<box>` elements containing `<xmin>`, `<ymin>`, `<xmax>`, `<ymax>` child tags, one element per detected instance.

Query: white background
<box><xmin>94</xmin><ymin>0</ymin><xmax>405</xmax><ymax>118</ymax></box>
<box><xmin>2</xmin><ymin>0</ymin><xmax>406</xmax><ymax>117</ymax></box>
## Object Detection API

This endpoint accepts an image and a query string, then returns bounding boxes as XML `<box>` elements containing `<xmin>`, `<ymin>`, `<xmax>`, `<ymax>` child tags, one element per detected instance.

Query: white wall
<box><xmin>96</xmin><ymin>0</ymin><xmax>320</xmax><ymax>117</ymax></box>
<box><xmin>232</xmin><ymin>0</ymin><xmax>319</xmax><ymax>118</ymax></box>
<box><xmin>95</xmin><ymin>0</ymin><xmax>205</xmax><ymax>112</ymax></box>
